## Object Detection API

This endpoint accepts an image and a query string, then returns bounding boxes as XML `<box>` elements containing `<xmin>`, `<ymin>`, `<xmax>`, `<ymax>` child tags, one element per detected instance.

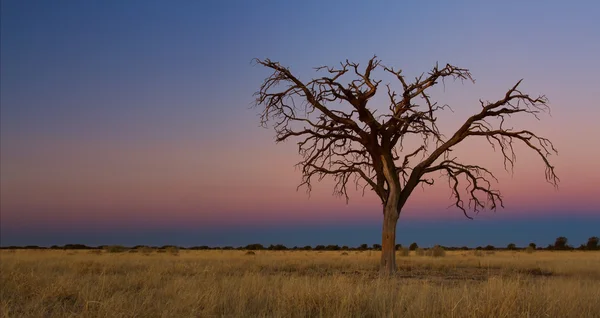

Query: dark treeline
<box><xmin>1</xmin><ymin>237</ymin><xmax>598</xmax><ymax>251</ymax></box>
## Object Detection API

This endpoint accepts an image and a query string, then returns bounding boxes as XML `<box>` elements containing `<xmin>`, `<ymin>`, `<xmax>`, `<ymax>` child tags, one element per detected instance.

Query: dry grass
<box><xmin>1</xmin><ymin>249</ymin><xmax>599</xmax><ymax>317</ymax></box>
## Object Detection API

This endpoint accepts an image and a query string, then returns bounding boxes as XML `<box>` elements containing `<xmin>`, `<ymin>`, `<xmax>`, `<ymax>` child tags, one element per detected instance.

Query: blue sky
<box><xmin>1</xmin><ymin>0</ymin><xmax>599</xmax><ymax>247</ymax></box>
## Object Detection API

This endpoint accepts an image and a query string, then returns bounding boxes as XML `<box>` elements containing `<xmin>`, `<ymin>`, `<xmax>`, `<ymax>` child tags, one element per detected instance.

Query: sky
<box><xmin>1</xmin><ymin>1</ymin><xmax>599</xmax><ymax>248</ymax></box>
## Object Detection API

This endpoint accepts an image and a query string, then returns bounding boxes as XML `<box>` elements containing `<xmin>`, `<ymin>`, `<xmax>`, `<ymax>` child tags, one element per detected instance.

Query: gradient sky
<box><xmin>1</xmin><ymin>1</ymin><xmax>599</xmax><ymax>247</ymax></box>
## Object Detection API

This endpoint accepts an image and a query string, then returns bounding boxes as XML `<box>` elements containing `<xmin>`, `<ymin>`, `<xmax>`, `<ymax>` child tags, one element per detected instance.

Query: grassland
<box><xmin>1</xmin><ymin>249</ymin><xmax>599</xmax><ymax>317</ymax></box>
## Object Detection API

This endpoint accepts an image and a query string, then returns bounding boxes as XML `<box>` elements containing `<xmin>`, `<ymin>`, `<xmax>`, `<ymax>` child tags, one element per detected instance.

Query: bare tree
<box><xmin>253</xmin><ymin>56</ymin><xmax>558</xmax><ymax>274</ymax></box>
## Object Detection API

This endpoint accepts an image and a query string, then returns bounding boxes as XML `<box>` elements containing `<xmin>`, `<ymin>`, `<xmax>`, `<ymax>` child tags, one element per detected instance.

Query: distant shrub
<box><xmin>473</xmin><ymin>250</ymin><xmax>484</xmax><ymax>257</ymax></box>
<box><xmin>525</xmin><ymin>246</ymin><xmax>535</xmax><ymax>254</ymax></box>
<box><xmin>415</xmin><ymin>248</ymin><xmax>425</xmax><ymax>256</ymax></box>
<box><xmin>397</xmin><ymin>246</ymin><xmax>410</xmax><ymax>257</ymax></box>
<box><xmin>341</xmin><ymin>252</ymin><xmax>348</xmax><ymax>256</ymax></box>
<box><xmin>341</xmin><ymin>246</ymin><xmax>349</xmax><ymax>250</ymax></box>
<box><xmin>140</xmin><ymin>246</ymin><xmax>154</xmax><ymax>255</ymax></box>
<box><xmin>104</xmin><ymin>245</ymin><xmax>126</xmax><ymax>253</ymax></box>
<box><xmin>245</xmin><ymin>251</ymin><xmax>256</xmax><ymax>255</ymax></box>
<box><xmin>326</xmin><ymin>245</ymin><xmax>340</xmax><ymax>251</ymax></box>
<box><xmin>507</xmin><ymin>243</ymin><xmax>517</xmax><ymax>250</ymax></box>
<box><xmin>267</xmin><ymin>244</ymin><xmax>287</xmax><ymax>250</ymax></box>
<box><xmin>587</xmin><ymin>237</ymin><xmax>599</xmax><ymax>250</ymax></box>
<box><xmin>409</xmin><ymin>243</ymin><xmax>419</xmax><ymax>251</ymax></box>
<box><xmin>63</xmin><ymin>244</ymin><xmax>91</xmax><ymax>250</ymax></box>
<box><xmin>314</xmin><ymin>245</ymin><xmax>326</xmax><ymax>251</ymax></box>
<box><xmin>528</xmin><ymin>242</ymin><xmax>537</xmax><ymax>249</ymax></box>
<box><xmin>245</xmin><ymin>244</ymin><xmax>264</xmax><ymax>250</ymax></box>
<box><xmin>428</xmin><ymin>245</ymin><xmax>446</xmax><ymax>257</ymax></box>
<box><xmin>358</xmin><ymin>244</ymin><xmax>369</xmax><ymax>251</ymax></box>
<box><xmin>166</xmin><ymin>246</ymin><xmax>179</xmax><ymax>256</ymax></box>
<box><xmin>372</xmin><ymin>244</ymin><xmax>381</xmax><ymax>250</ymax></box>
<box><xmin>554</xmin><ymin>236</ymin><xmax>568</xmax><ymax>250</ymax></box>
<box><xmin>484</xmin><ymin>245</ymin><xmax>495</xmax><ymax>251</ymax></box>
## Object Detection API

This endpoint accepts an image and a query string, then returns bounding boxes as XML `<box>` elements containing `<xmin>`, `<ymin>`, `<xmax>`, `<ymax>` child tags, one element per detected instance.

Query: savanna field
<box><xmin>1</xmin><ymin>248</ymin><xmax>599</xmax><ymax>318</ymax></box>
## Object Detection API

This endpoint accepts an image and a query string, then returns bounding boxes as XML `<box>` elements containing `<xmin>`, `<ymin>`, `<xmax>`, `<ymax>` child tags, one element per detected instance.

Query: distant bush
<box><xmin>528</xmin><ymin>242</ymin><xmax>537</xmax><ymax>249</ymax></box>
<box><xmin>427</xmin><ymin>245</ymin><xmax>446</xmax><ymax>257</ymax></box>
<box><xmin>415</xmin><ymin>248</ymin><xmax>425</xmax><ymax>256</ymax></box>
<box><xmin>473</xmin><ymin>250</ymin><xmax>484</xmax><ymax>257</ymax></box>
<box><xmin>341</xmin><ymin>246</ymin><xmax>349</xmax><ymax>250</ymax></box>
<box><xmin>409</xmin><ymin>243</ymin><xmax>418</xmax><ymax>251</ymax></box>
<box><xmin>326</xmin><ymin>245</ymin><xmax>340</xmax><ymax>251</ymax></box>
<box><xmin>63</xmin><ymin>244</ymin><xmax>92</xmax><ymax>250</ymax></box>
<box><xmin>397</xmin><ymin>246</ymin><xmax>410</xmax><ymax>257</ymax></box>
<box><xmin>268</xmin><ymin>244</ymin><xmax>287</xmax><ymax>250</ymax></box>
<box><xmin>245</xmin><ymin>251</ymin><xmax>256</xmax><ymax>255</ymax></box>
<box><xmin>302</xmin><ymin>245</ymin><xmax>312</xmax><ymax>250</ymax></box>
<box><xmin>314</xmin><ymin>245</ymin><xmax>326</xmax><ymax>251</ymax></box>
<box><xmin>358</xmin><ymin>244</ymin><xmax>369</xmax><ymax>251</ymax></box>
<box><xmin>525</xmin><ymin>246</ymin><xmax>535</xmax><ymax>254</ymax></box>
<box><xmin>139</xmin><ymin>246</ymin><xmax>154</xmax><ymax>255</ymax></box>
<box><xmin>245</xmin><ymin>244</ymin><xmax>264</xmax><ymax>250</ymax></box>
<box><xmin>484</xmin><ymin>245</ymin><xmax>495</xmax><ymax>251</ymax></box>
<box><xmin>189</xmin><ymin>246</ymin><xmax>211</xmax><ymax>250</ymax></box>
<box><xmin>104</xmin><ymin>245</ymin><xmax>126</xmax><ymax>253</ymax></box>
<box><xmin>372</xmin><ymin>244</ymin><xmax>381</xmax><ymax>251</ymax></box>
<box><xmin>507</xmin><ymin>243</ymin><xmax>517</xmax><ymax>250</ymax></box>
<box><xmin>554</xmin><ymin>236</ymin><xmax>568</xmax><ymax>250</ymax></box>
<box><xmin>587</xmin><ymin>237</ymin><xmax>599</xmax><ymax>250</ymax></box>
<box><xmin>166</xmin><ymin>246</ymin><xmax>179</xmax><ymax>256</ymax></box>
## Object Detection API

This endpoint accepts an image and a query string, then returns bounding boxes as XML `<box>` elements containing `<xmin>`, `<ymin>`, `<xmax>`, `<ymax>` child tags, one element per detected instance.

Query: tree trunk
<box><xmin>380</xmin><ymin>203</ymin><xmax>399</xmax><ymax>275</ymax></box>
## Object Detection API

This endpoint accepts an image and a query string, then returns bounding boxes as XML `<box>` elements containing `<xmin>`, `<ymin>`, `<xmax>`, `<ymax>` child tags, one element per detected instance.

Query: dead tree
<box><xmin>253</xmin><ymin>56</ymin><xmax>558</xmax><ymax>274</ymax></box>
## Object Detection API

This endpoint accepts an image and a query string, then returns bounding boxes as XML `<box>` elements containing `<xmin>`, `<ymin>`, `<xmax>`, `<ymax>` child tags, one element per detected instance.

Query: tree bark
<box><xmin>380</xmin><ymin>202</ymin><xmax>399</xmax><ymax>275</ymax></box>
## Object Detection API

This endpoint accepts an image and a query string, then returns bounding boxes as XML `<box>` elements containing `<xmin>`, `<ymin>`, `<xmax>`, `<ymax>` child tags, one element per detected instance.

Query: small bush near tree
<box><xmin>397</xmin><ymin>246</ymin><xmax>410</xmax><ymax>257</ymax></box>
<box><xmin>409</xmin><ymin>243</ymin><xmax>418</xmax><ymax>251</ymax></box>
